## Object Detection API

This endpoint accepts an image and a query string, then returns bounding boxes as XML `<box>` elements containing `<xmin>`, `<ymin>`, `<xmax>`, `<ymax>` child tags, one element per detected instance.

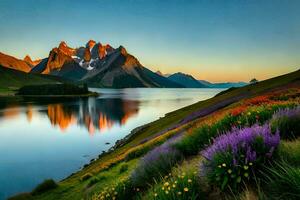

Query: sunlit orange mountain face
<box><xmin>0</xmin><ymin>39</ymin><xmax>184</xmax><ymax>88</ymax></box>
<box><xmin>0</xmin><ymin>97</ymin><xmax>139</xmax><ymax>134</ymax></box>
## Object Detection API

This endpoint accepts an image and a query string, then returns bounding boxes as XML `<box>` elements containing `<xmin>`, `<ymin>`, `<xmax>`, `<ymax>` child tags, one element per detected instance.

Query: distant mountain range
<box><xmin>0</xmin><ymin>40</ymin><xmax>247</xmax><ymax>88</ymax></box>
<box><xmin>161</xmin><ymin>72</ymin><xmax>248</xmax><ymax>88</ymax></box>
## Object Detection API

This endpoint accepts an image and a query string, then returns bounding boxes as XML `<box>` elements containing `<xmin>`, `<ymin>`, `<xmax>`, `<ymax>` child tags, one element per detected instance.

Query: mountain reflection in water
<box><xmin>0</xmin><ymin>97</ymin><xmax>139</xmax><ymax>134</ymax></box>
<box><xmin>0</xmin><ymin>88</ymin><xmax>224</xmax><ymax>200</ymax></box>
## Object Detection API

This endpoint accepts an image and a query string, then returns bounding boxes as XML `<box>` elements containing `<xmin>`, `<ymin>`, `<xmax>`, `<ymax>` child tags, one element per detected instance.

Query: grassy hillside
<box><xmin>0</xmin><ymin>66</ymin><xmax>63</xmax><ymax>95</ymax></box>
<box><xmin>9</xmin><ymin>69</ymin><xmax>300</xmax><ymax>200</ymax></box>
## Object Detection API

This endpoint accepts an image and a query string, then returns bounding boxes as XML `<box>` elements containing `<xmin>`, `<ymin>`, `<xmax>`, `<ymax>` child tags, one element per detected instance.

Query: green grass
<box><xmin>278</xmin><ymin>139</ymin><xmax>300</xmax><ymax>166</ymax></box>
<box><xmin>31</xmin><ymin>179</ymin><xmax>58</xmax><ymax>195</ymax></box>
<box><xmin>261</xmin><ymin>162</ymin><xmax>300</xmax><ymax>200</ymax></box>
<box><xmin>0</xmin><ymin>67</ymin><xmax>62</xmax><ymax>95</ymax></box>
<box><xmin>29</xmin><ymin>159</ymin><xmax>138</xmax><ymax>200</ymax></box>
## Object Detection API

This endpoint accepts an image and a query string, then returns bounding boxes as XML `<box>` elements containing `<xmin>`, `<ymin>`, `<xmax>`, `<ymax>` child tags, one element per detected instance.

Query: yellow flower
<box><xmin>218</xmin><ymin>165</ymin><xmax>222</xmax><ymax>168</ymax></box>
<box><xmin>164</xmin><ymin>182</ymin><xmax>170</xmax><ymax>187</ymax></box>
<box><xmin>181</xmin><ymin>176</ymin><xmax>184</xmax><ymax>179</ymax></box>
<box><xmin>172</xmin><ymin>184</ymin><xmax>176</xmax><ymax>188</ymax></box>
<box><xmin>165</xmin><ymin>191</ymin><xmax>169</xmax><ymax>194</ymax></box>
<box><xmin>188</xmin><ymin>179</ymin><xmax>192</xmax><ymax>183</ymax></box>
<box><xmin>227</xmin><ymin>169</ymin><xmax>232</xmax><ymax>174</ymax></box>
<box><xmin>222</xmin><ymin>163</ymin><xmax>226</xmax><ymax>167</ymax></box>
<box><xmin>162</xmin><ymin>187</ymin><xmax>165</xmax><ymax>190</ymax></box>
<box><xmin>168</xmin><ymin>187</ymin><xmax>171</xmax><ymax>191</ymax></box>
<box><xmin>177</xmin><ymin>191</ymin><xmax>182</xmax><ymax>195</ymax></box>
<box><xmin>244</xmin><ymin>165</ymin><xmax>249</xmax><ymax>170</ymax></box>
<box><xmin>249</xmin><ymin>162</ymin><xmax>253</xmax><ymax>166</ymax></box>
<box><xmin>247</xmin><ymin>112</ymin><xmax>251</xmax><ymax>115</ymax></box>
<box><xmin>175</xmin><ymin>181</ymin><xmax>178</xmax><ymax>184</ymax></box>
<box><xmin>114</xmin><ymin>192</ymin><xmax>118</xmax><ymax>195</ymax></box>
<box><xmin>184</xmin><ymin>187</ymin><xmax>189</xmax><ymax>192</ymax></box>
<box><xmin>244</xmin><ymin>173</ymin><xmax>249</xmax><ymax>177</ymax></box>
<box><xmin>154</xmin><ymin>193</ymin><xmax>158</xmax><ymax>197</ymax></box>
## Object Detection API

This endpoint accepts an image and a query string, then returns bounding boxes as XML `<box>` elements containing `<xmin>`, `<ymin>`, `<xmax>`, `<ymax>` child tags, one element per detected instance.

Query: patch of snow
<box><xmin>79</xmin><ymin>59</ymin><xmax>84</xmax><ymax>67</ymax></box>
<box><xmin>87</xmin><ymin>65</ymin><xmax>94</xmax><ymax>70</ymax></box>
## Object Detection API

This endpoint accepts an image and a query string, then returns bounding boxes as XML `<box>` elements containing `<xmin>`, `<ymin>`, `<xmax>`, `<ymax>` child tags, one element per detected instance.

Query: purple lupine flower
<box><xmin>130</xmin><ymin>135</ymin><xmax>183</xmax><ymax>185</ymax></box>
<box><xmin>272</xmin><ymin>106</ymin><xmax>300</xmax><ymax>120</ymax></box>
<box><xmin>201</xmin><ymin>124</ymin><xmax>280</xmax><ymax>165</ymax></box>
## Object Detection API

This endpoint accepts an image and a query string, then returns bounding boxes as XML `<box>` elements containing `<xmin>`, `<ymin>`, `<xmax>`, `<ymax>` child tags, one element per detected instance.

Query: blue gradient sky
<box><xmin>0</xmin><ymin>0</ymin><xmax>299</xmax><ymax>82</ymax></box>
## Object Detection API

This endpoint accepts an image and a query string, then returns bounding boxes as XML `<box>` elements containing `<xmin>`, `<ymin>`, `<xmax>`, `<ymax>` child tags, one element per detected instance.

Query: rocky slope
<box><xmin>30</xmin><ymin>40</ymin><xmax>182</xmax><ymax>88</ymax></box>
<box><xmin>0</xmin><ymin>52</ymin><xmax>32</xmax><ymax>72</ymax></box>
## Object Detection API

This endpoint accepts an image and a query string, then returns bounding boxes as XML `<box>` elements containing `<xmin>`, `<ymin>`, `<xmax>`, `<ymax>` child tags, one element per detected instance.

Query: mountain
<box><xmin>0</xmin><ymin>52</ymin><xmax>31</xmax><ymax>72</ymax></box>
<box><xmin>31</xmin><ymin>40</ymin><xmax>182</xmax><ymax>88</ymax></box>
<box><xmin>156</xmin><ymin>70</ymin><xmax>164</xmax><ymax>76</ymax></box>
<box><xmin>0</xmin><ymin>65</ymin><xmax>62</xmax><ymax>90</ymax></box>
<box><xmin>198</xmin><ymin>80</ymin><xmax>248</xmax><ymax>88</ymax></box>
<box><xmin>168</xmin><ymin>72</ymin><xmax>207</xmax><ymax>88</ymax></box>
<box><xmin>23</xmin><ymin>55</ymin><xmax>41</xmax><ymax>67</ymax></box>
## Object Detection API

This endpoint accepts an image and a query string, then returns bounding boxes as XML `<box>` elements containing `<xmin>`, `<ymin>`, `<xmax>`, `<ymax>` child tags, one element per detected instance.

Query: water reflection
<box><xmin>0</xmin><ymin>97</ymin><xmax>139</xmax><ymax>134</ymax></box>
<box><xmin>0</xmin><ymin>88</ymin><xmax>224</xmax><ymax>200</ymax></box>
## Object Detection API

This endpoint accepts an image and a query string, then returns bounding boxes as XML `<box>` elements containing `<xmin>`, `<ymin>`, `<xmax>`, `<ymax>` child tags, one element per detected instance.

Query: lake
<box><xmin>0</xmin><ymin>88</ymin><xmax>224</xmax><ymax>199</ymax></box>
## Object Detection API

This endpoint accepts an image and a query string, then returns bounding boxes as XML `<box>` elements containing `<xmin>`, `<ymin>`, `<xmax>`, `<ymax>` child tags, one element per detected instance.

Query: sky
<box><xmin>0</xmin><ymin>0</ymin><xmax>299</xmax><ymax>82</ymax></box>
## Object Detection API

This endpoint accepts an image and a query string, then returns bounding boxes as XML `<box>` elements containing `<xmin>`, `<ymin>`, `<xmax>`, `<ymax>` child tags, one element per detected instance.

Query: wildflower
<box><xmin>162</xmin><ymin>187</ymin><xmax>165</xmax><ymax>190</ymax></box>
<box><xmin>247</xmin><ymin>112</ymin><xmax>251</xmax><ymax>115</ymax></box>
<box><xmin>154</xmin><ymin>193</ymin><xmax>158</xmax><ymax>197</ymax></box>
<box><xmin>244</xmin><ymin>165</ymin><xmax>249</xmax><ymax>170</ymax></box>
<box><xmin>136</xmin><ymin>188</ymin><xmax>140</xmax><ymax>192</ymax></box>
<box><xmin>184</xmin><ymin>187</ymin><xmax>189</xmax><ymax>192</ymax></box>
<box><xmin>175</xmin><ymin>181</ymin><xmax>178</xmax><ymax>184</ymax></box>
<box><xmin>222</xmin><ymin>163</ymin><xmax>226</xmax><ymax>167</ymax></box>
<box><xmin>164</xmin><ymin>182</ymin><xmax>169</xmax><ymax>187</ymax></box>
<box><xmin>188</xmin><ymin>179</ymin><xmax>192</xmax><ymax>183</ymax></box>
<box><xmin>227</xmin><ymin>169</ymin><xmax>232</xmax><ymax>174</ymax></box>
<box><xmin>244</xmin><ymin>173</ymin><xmax>249</xmax><ymax>177</ymax></box>
<box><xmin>218</xmin><ymin>165</ymin><xmax>222</xmax><ymax>168</ymax></box>
<box><xmin>165</xmin><ymin>191</ymin><xmax>169</xmax><ymax>194</ymax></box>
<box><xmin>168</xmin><ymin>187</ymin><xmax>171</xmax><ymax>191</ymax></box>
<box><xmin>114</xmin><ymin>192</ymin><xmax>118</xmax><ymax>195</ymax></box>
<box><xmin>172</xmin><ymin>184</ymin><xmax>176</xmax><ymax>188</ymax></box>
<box><xmin>249</xmin><ymin>162</ymin><xmax>253</xmax><ymax>166</ymax></box>
<box><xmin>178</xmin><ymin>191</ymin><xmax>182</xmax><ymax>195</ymax></box>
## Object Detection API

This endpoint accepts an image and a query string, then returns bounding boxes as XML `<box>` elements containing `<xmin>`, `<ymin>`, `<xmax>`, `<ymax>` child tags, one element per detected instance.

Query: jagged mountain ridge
<box><xmin>30</xmin><ymin>40</ymin><xmax>182</xmax><ymax>88</ymax></box>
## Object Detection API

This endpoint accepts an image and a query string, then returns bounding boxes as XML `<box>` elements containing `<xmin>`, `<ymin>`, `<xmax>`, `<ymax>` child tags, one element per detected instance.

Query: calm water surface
<box><xmin>0</xmin><ymin>88</ymin><xmax>224</xmax><ymax>199</ymax></box>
